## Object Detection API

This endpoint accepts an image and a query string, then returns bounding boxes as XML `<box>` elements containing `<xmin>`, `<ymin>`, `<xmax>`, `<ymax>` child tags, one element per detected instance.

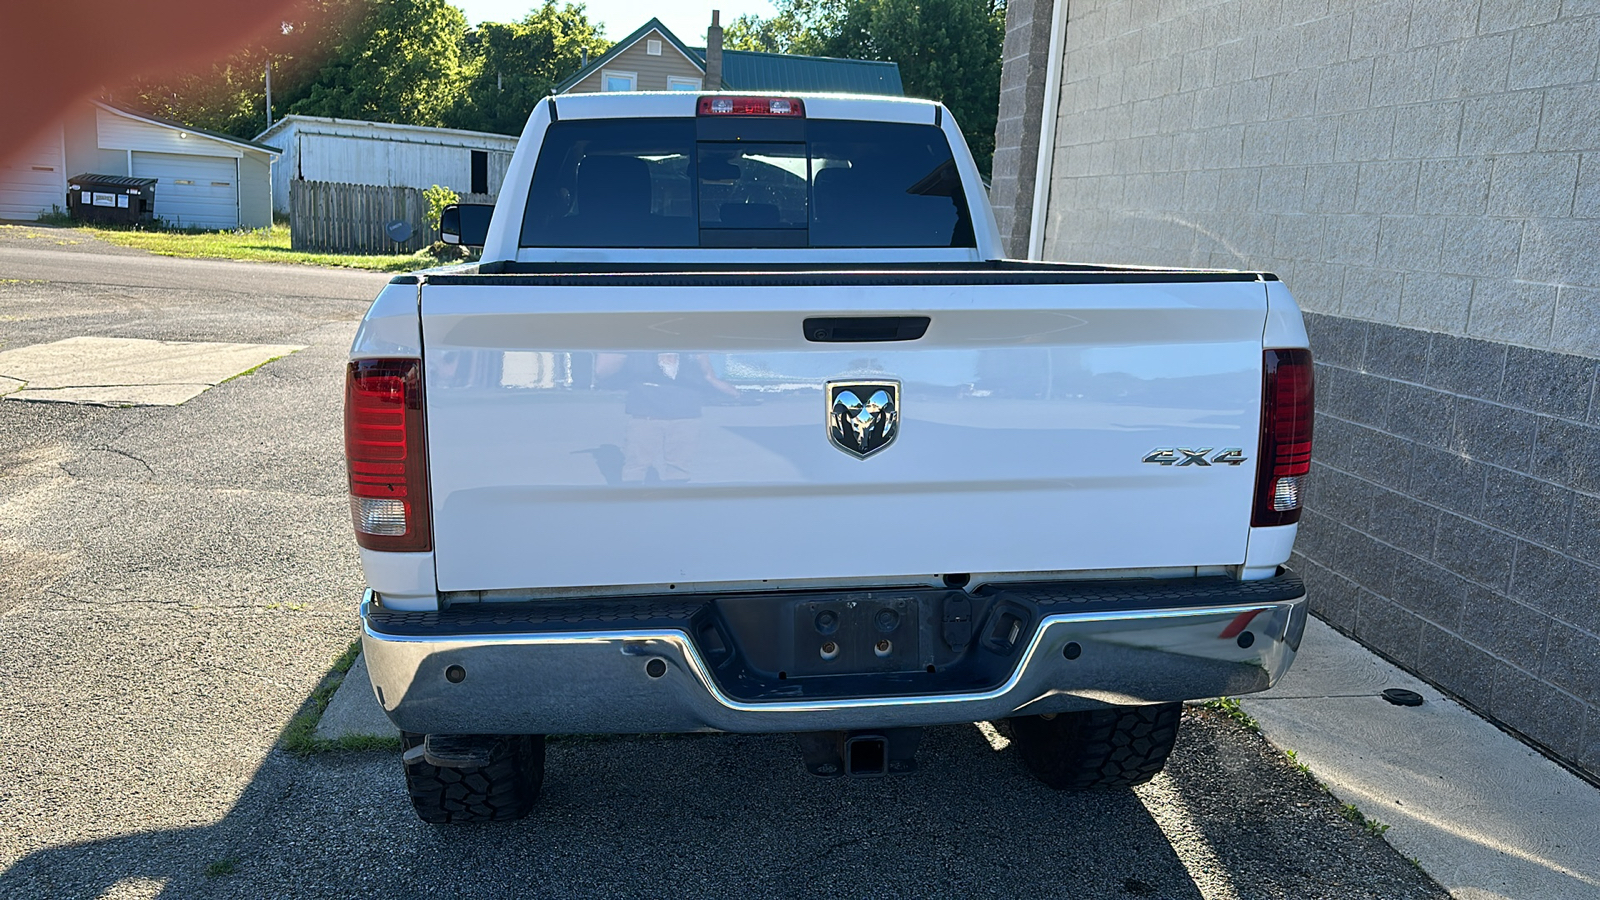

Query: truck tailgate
<box><xmin>419</xmin><ymin>274</ymin><xmax>1268</xmax><ymax>592</ymax></box>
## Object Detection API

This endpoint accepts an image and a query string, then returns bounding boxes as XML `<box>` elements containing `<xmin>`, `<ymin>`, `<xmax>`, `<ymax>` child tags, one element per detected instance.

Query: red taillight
<box><xmin>1253</xmin><ymin>348</ymin><xmax>1314</xmax><ymax>527</ymax></box>
<box><xmin>345</xmin><ymin>358</ymin><xmax>431</xmax><ymax>552</ymax></box>
<box><xmin>697</xmin><ymin>96</ymin><xmax>805</xmax><ymax>117</ymax></box>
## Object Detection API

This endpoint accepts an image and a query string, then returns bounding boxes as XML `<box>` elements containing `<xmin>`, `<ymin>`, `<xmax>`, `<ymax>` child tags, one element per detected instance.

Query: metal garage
<box><xmin>130</xmin><ymin>151</ymin><xmax>239</xmax><ymax>230</ymax></box>
<box><xmin>255</xmin><ymin>115</ymin><xmax>517</xmax><ymax>215</ymax></box>
<box><xmin>5</xmin><ymin>103</ymin><xmax>274</xmax><ymax>229</ymax></box>
<box><xmin>68</xmin><ymin>102</ymin><xmax>277</xmax><ymax>230</ymax></box>
<box><xmin>0</xmin><ymin>126</ymin><xmax>66</xmax><ymax>221</ymax></box>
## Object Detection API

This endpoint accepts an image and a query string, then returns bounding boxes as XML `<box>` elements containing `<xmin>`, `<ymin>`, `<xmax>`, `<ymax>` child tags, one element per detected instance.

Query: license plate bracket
<box><xmin>788</xmin><ymin>595</ymin><xmax>922</xmax><ymax>677</ymax></box>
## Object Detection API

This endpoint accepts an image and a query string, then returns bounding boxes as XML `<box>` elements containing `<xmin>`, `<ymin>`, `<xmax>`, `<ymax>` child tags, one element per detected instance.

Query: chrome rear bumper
<box><xmin>361</xmin><ymin>574</ymin><xmax>1308</xmax><ymax>735</ymax></box>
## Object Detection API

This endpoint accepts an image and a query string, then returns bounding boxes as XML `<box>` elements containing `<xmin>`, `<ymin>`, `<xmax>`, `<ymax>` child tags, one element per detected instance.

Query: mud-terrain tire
<box><xmin>1006</xmin><ymin>703</ymin><xmax>1182</xmax><ymax>789</ymax></box>
<box><xmin>401</xmin><ymin>732</ymin><xmax>545</xmax><ymax>823</ymax></box>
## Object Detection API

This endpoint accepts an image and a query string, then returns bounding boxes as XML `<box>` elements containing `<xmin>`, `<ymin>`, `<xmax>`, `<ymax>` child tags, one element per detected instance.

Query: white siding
<box><xmin>96</xmin><ymin>108</ymin><xmax>243</xmax><ymax>158</ymax></box>
<box><xmin>0</xmin><ymin>126</ymin><xmax>66</xmax><ymax>221</ymax></box>
<box><xmin>488</xmin><ymin>150</ymin><xmax>511</xmax><ymax>197</ymax></box>
<box><xmin>302</xmin><ymin>134</ymin><xmax>473</xmax><ymax>193</ymax></box>
<box><xmin>262</xmin><ymin>117</ymin><xmax>518</xmax><ymax>213</ymax></box>
<box><xmin>266</xmin><ymin>120</ymin><xmax>299</xmax><ymax>213</ymax></box>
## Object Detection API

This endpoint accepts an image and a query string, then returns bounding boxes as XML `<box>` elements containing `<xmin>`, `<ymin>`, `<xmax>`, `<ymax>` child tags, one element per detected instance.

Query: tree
<box><xmin>724</xmin><ymin>0</ymin><xmax>1005</xmax><ymax>175</ymax></box>
<box><xmin>121</xmin><ymin>60</ymin><xmax>272</xmax><ymax>139</ymax></box>
<box><xmin>289</xmin><ymin>0</ymin><xmax>470</xmax><ymax>127</ymax></box>
<box><xmin>724</xmin><ymin>8</ymin><xmax>816</xmax><ymax>54</ymax></box>
<box><xmin>108</xmin><ymin>1</ymin><xmax>612</xmax><ymax>142</ymax></box>
<box><xmin>117</xmin><ymin>0</ymin><xmax>369</xmax><ymax>139</ymax></box>
<box><xmin>448</xmin><ymin>3</ymin><xmax>609</xmax><ymax>134</ymax></box>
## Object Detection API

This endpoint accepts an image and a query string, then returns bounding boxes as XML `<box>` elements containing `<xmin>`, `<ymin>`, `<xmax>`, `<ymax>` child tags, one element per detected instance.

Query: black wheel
<box><xmin>401</xmin><ymin>732</ymin><xmax>545</xmax><ymax>823</ymax></box>
<box><xmin>1006</xmin><ymin>703</ymin><xmax>1181</xmax><ymax>789</ymax></box>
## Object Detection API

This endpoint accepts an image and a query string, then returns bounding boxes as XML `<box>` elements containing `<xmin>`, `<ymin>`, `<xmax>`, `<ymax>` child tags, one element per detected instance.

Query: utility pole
<box><xmin>265</xmin><ymin>60</ymin><xmax>273</xmax><ymax>129</ymax></box>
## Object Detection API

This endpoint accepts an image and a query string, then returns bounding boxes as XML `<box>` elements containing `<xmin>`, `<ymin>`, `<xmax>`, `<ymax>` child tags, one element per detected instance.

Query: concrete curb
<box><xmin>1242</xmin><ymin>617</ymin><xmax>1600</xmax><ymax>899</ymax></box>
<box><xmin>314</xmin><ymin>653</ymin><xmax>399</xmax><ymax>742</ymax></box>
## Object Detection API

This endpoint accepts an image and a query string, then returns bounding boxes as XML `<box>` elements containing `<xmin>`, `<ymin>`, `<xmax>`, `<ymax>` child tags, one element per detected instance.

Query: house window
<box><xmin>667</xmin><ymin>77</ymin><xmax>702</xmax><ymax>91</ymax></box>
<box><xmin>602</xmin><ymin>70</ymin><xmax>637</xmax><ymax>92</ymax></box>
<box><xmin>647</xmin><ymin>39</ymin><xmax>662</xmax><ymax>55</ymax></box>
<box><xmin>471</xmin><ymin>150</ymin><xmax>488</xmax><ymax>194</ymax></box>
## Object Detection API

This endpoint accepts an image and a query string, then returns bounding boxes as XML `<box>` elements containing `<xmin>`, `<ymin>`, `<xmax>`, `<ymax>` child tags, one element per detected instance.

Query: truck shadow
<box><xmin>2</xmin><ymin>690</ymin><xmax>1452</xmax><ymax>900</ymax></box>
<box><xmin>3</xmin><ymin>718</ymin><xmax>1217</xmax><ymax>899</ymax></box>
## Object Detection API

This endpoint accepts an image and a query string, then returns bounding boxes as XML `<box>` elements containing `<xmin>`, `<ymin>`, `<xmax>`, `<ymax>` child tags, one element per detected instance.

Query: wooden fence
<box><xmin>289</xmin><ymin>180</ymin><xmax>492</xmax><ymax>254</ymax></box>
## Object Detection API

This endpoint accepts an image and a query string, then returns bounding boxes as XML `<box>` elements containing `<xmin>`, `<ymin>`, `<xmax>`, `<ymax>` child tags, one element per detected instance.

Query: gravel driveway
<box><xmin>0</xmin><ymin>228</ymin><xmax>1449</xmax><ymax>900</ymax></box>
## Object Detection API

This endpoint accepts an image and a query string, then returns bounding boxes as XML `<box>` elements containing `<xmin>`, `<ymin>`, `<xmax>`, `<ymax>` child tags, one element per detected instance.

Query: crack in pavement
<box><xmin>87</xmin><ymin>447</ymin><xmax>156</xmax><ymax>475</ymax></box>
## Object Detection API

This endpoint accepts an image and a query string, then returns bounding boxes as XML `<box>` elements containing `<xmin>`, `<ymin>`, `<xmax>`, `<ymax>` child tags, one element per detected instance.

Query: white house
<box><xmin>254</xmin><ymin>116</ymin><xmax>518</xmax><ymax>214</ymax></box>
<box><xmin>0</xmin><ymin>100</ymin><xmax>277</xmax><ymax>229</ymax></box>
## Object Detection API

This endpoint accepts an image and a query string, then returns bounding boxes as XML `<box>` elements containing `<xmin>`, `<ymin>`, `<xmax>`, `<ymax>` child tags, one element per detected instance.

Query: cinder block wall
<box><xmin>990</xmin><ymin>0</ymin><xmax>1056</xmax><ymax>258</ymax></box>
<box><xmin>1003</xmin><ymin>0</ymin><xmax>1600</xmax><ymax>778</ymax></box>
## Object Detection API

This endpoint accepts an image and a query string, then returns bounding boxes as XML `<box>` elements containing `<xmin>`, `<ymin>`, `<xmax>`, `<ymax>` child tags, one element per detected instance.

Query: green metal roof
<box><xmin>555</xmin><ymin>18</ymin><xmax>903</xmax><ymax>97</ymax></box>
<box><xmin>720</xmin><ymin>50</ymin><xmax>903</xmax><ymax>96</ymax></box>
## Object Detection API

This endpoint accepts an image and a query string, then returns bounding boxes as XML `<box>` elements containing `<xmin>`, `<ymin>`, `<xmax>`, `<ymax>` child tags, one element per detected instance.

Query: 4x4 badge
<box><xmin>1143</xmin><ymin>448</ymin><xmax>1248</xmax><ymax>466</ymax></box>
<box><xmin>827</xmin><ymin>380</ymin><xmax>900</xmax><ymax>459</ymax></box>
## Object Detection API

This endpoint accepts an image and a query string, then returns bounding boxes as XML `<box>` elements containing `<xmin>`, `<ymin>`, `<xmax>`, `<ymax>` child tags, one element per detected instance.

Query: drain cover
<box><xmin>1382</xmin><ymin>688</ymin><xmax>1424</xmax><ymax>707</ymax></box>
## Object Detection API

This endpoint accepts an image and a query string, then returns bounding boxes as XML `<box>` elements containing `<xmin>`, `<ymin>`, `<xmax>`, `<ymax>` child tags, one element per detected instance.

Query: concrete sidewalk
<box><xmin>0</xmin><ymin>336</ymin><xmax>304</xmax><ymax>406</ymax></box>
<box><xmin>1243</xmin><ymin>618</ymin><xmax>1600</xmax><ymax>900</ymax></box>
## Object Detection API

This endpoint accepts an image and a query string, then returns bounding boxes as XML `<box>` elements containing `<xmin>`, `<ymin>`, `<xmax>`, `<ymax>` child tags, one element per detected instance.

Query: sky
<box><xmin>452</xmin><ymin>0</ymin><xmax>777</xmax><ymax>46</ymax></box>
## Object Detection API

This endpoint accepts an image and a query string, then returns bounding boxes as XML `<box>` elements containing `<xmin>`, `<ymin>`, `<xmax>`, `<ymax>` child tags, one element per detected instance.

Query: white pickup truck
<box><xmin>347</xmin><ymin>92</ymin><xmax>1314</xmax><ymax>823</ymax></box>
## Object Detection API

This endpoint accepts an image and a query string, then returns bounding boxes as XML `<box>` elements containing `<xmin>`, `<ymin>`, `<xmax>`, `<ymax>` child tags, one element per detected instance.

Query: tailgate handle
<box><xmin>803</xmin><ymin>316</ymin><xmax>930</xmax><ymax>343</ymax></box>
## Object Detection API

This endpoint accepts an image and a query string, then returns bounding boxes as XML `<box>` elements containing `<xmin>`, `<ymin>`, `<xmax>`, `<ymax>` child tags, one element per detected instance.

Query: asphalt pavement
<box><xmin>0</xmin><ymin>226</ymin><xmax>1449</xmax><ymax>900</ymax></box>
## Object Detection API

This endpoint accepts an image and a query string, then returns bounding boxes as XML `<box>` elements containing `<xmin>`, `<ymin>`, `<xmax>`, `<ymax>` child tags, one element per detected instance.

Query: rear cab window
<box><xmin>519</xmin><ymin>116</ymin><xmax>975</xmax><ymax>249</ymax></box>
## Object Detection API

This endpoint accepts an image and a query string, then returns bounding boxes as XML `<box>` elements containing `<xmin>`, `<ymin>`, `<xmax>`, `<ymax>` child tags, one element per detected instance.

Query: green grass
<box><xmin>1284</xmin><ymin>748</ymin><xmax>1314</xmax><ymax>778</ymax></box>
<box><xmin>204</xmin><ymin>857</ymin><xmax>239</xmax><ymax>878</ymax></box>
<box><xmin>1202</xmin><ymin>696</ymin><xmax>1261</xmax><ymax>733</ymax></box>
<box><xmin>330</xmin><ymin>640</ymin><xmax>362</xmax><ymax>674</ymax></box>
<box><xmin>279</xmin><ymin>640</ymin><xmax>401</xmax><ymax>755</ymax></box>
<box><xmin>35</xmin><ymin>205</ymin><xmax>73</xmax><ymax>226</ymax></box>
<box><xmin>31</xmin><ymin>222</ymin><xmax>429</xmax><ymax>272</ymax></box>
<box><xmin>218</xmin><ymin>355</ymin><xmax>287</xmax><ymax>385</ymax></box>
<box><xmin>1340</xmin><ymin>802</ymin><xmax>1392</xmax><ymax>836</ymax></box>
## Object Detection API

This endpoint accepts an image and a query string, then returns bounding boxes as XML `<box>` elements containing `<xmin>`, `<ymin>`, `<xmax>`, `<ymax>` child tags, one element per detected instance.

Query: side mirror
<box><xmin>440</xmin><ymin>203</ymin><xmax>493</xmax><ymax>247</ymax></box>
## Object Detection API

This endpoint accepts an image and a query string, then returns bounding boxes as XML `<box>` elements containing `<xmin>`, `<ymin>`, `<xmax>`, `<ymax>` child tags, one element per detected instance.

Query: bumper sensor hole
<box><xmin>1236</xmin><ymin>631</ymin><xmax>1256</xmax><ymax>649</ymax></box>
<box><xmin>1063</xmin><ymin>642</ymin><xmax>1082</xmax><ymax>660</ymax></box>
<box><xmin>645</xmin><ymin>658</ymin><xmax>667</xmax><ymax>678</ymax></box>
<box><xmin>444</xmin><ymin>665</ymin><xmax>466</xmax><ymax>684</ymax></box>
